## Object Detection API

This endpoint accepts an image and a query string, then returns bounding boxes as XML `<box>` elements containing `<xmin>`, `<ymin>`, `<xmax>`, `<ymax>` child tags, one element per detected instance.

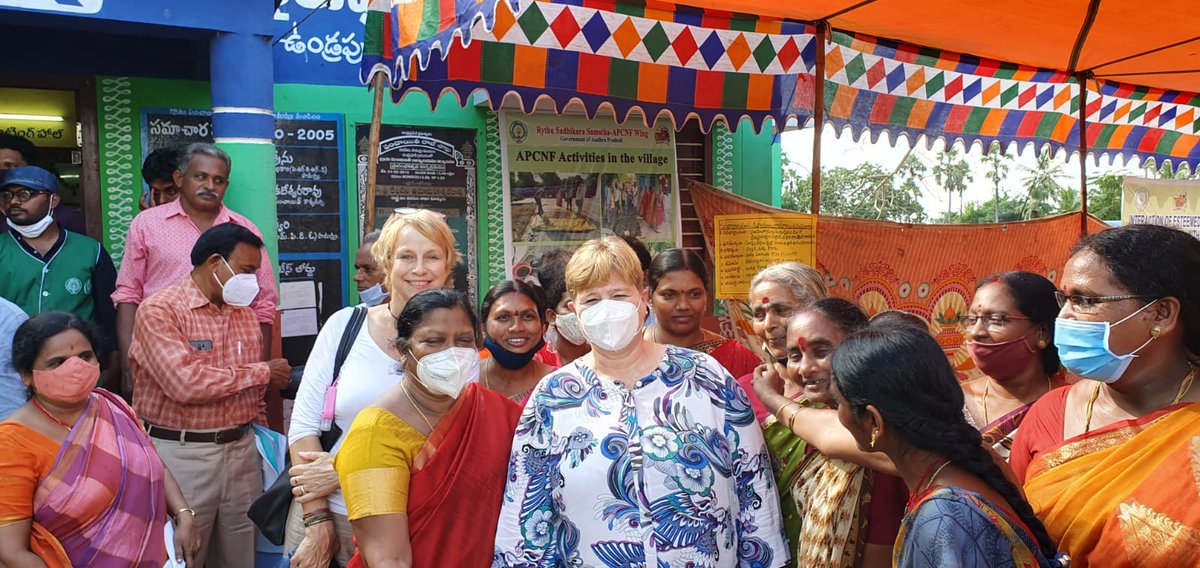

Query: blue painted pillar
<box><xmin>210</xmin><ymin>31</ymin><xmax>278</xmax><ymax>271</ymax></box>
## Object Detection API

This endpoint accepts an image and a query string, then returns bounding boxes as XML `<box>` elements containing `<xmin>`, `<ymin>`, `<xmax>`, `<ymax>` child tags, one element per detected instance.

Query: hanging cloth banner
<box><xmin>689</xmin><ymin>181</ymin><xmax>1109</xmax><ymax>378</ymax></box>
<box><xmin>366</xmin><ymin>0</ymin><xmax>1200</xmax><ymax>168</ymax></box>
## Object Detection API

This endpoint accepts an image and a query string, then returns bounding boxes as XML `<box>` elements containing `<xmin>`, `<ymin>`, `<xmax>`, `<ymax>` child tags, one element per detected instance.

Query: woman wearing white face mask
<box><xmin>533</xmin><ymin>248</ymin><xmax>591</xmax><ymax>366</ymax></box>
<box><xmin>1008</xmin><ymin>224</ymin><xmax>1200</xmax><ymax>567</ymax></box>
<box><xmin>333</xmin><ymin>289</ymin><xmax>520</xmax><ymax>567</ymax></box>
<box><xmin>492</xmin><ymin>237</ymin><xmax>788</xmax><ymax>567</ymax></box>
<box><xmin>283</xmin><ymin>210</ymin><xmax>457</xmax><ymax>568</ymax></box>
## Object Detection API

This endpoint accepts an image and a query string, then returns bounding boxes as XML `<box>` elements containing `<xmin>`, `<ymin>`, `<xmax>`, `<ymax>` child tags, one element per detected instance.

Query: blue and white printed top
<box><xmin>492</xmin><ymin>345</ymin><xmax>788</xmax><ymax>568</ymax></box>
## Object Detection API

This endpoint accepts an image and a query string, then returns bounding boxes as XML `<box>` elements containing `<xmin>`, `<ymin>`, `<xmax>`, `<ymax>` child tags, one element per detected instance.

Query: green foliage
<box><xmin>1019</xmin><ymin>149</ymin><xmax>1065</xmax><ymax>219</ymax></box>
<box><xmin>932</xmin><ymin>148</ymin><xmax>973</xmax><ymax>216</ymax></box>
<box><xmin>1088</xmin><ymin>173</ymin><xmax>1124</xmax><ymax>221</ymax></box>
<box><xmin>781</xmin><ymin>154</ymin><xmax>927</xmax><ymax>223</ymax></box>
<box><xmin>939</xmin><ymin>193</ymin><xmax>1025</xmax><ymax>224</ymax></box>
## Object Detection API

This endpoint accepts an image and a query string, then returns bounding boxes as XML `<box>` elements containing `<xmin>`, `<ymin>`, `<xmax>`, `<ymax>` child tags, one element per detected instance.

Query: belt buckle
<box><xmin>214</xmin><ymin>428</ymin><xmax>234</xmax><ymax>444</ymax></box>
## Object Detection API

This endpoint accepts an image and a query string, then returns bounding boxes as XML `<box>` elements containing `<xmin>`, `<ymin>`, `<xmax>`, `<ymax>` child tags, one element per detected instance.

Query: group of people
<box><xmin>0</xmin><ymin>128</ymin><xmax>1197</xmax><ymax>568</ymax></box>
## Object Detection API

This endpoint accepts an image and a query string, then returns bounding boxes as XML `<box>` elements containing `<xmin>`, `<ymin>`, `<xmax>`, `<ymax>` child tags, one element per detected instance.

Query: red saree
<box><xmin>348</xmin><ymin>384</ymin><xmax>521</xmax><ymax>567</ymax></box>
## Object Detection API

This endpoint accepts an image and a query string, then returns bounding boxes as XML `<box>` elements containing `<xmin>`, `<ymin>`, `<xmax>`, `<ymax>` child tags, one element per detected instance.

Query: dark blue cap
<box><xmin>1</xmin><ymin>165</ymin><xmax>58</xmax><ymax>194</ymax></box>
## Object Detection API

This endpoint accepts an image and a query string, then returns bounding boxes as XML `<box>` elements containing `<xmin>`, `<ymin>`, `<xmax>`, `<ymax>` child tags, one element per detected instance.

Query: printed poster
<box><xmin>500</xmin><ymin>113</ymin><xmax>680</xmax><ymax>279</ymax></box>
<box><xmin>713</xmin><ymin>213</ymin><xmax>817</xmax><ymax>299</ymax></box>
<box><xmin>1122</xmin><ymin>177</ymin><xmax>1200</xmax><ymax>239</ymax></box>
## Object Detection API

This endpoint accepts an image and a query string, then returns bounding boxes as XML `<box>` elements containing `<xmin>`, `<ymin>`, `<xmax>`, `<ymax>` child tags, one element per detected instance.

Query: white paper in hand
<box><xmin>163</xmin><ymin>521</ymin><xmax>186</xmax><ymax>568</ymax></box>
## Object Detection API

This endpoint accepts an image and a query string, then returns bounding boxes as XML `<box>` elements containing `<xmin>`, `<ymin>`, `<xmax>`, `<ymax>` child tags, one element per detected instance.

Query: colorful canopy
<box><xmin>363</xmin><ymin>0</ymin><xmax>1200</xmax><ymax>168</ymax></box>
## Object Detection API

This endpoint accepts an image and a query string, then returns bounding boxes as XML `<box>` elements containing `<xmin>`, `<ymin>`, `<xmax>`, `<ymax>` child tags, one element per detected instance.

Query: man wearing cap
<box><xmin>0</xmin><ymin>133</ymin><xmax>88</xmax><ymax>235</ymax></box>
<box><xmin>0</xmin><ymin>165</ymin><xmax>119</xmax><ymax>389</ymax></box>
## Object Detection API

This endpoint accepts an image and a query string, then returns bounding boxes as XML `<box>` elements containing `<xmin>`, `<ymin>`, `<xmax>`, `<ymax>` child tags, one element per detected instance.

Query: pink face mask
<box><xmin>966</xmin><ymin>329</ymin><xmax>1040</xmax><ymax>381</ymax></box>
<box><xmin>32</xmin><ymin>356</ymin><xmax>99</xmax><ymax>404</ymax></box>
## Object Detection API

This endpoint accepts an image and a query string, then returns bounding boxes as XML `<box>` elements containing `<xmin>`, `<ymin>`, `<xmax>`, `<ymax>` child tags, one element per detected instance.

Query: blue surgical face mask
<box><xmin>1054</xmin><ymin>300</ymin><xmax>1159</xmax><ymax>383</ymax></box>
<box><xmin>359</xmin><ymin>284</ymin><xmax>389</xmax><ymax>307</ymax></box>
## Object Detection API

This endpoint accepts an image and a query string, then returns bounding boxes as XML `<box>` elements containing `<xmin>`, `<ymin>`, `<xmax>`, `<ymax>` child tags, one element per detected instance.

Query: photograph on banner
<box><xmin>1122</xmin><ymin>177</ymin><xmax>1200</xmax><ymax>239</ymax></box>
<box><xmin>356</xmin><ymin>123</ymin><xmax>479</xmax><ymax>298</ymax></box>
<box><xmin>501</xmin><ymin>112</ymin><xmax>679</xmax><ymax>279</ymax></box>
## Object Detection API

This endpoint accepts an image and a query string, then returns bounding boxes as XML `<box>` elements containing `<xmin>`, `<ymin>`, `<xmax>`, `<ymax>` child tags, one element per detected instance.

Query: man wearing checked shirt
<box><xmin>130</xmin><ymin>223</ymin><xmax>291</xmax><ymax>568</ymax></box>
<box><xmin>113</xmin><ymin>143</ymin><xmax>278</xmax><ymax>399</ymax></box>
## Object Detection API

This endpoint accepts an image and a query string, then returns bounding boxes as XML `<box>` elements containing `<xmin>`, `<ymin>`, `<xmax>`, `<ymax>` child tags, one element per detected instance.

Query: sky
<box><xmin>779</xmin><ymin>126</ymin><xmax>1150</xmax><ymax>218</ymax></box>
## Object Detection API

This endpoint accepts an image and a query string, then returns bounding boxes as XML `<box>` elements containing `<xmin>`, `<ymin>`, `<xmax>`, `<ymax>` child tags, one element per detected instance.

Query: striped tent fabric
<box><xmin>364</xmin><ymin>0</ymin><xmax>1200</xmax><ymax>168</ymax></box>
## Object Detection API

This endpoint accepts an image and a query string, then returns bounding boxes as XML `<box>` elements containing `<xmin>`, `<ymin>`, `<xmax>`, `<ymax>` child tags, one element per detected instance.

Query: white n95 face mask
<box><xmin>554</xmin><ymin>312</ymin><xmax>587</xmax><ymax>345</ymax></box>
<box><xmin>412</xmin><ymin>347</ymin><xmax>479</xmax><ymax>398</ymax></box>
<box><xmin>579</xmin><ymin>299</ymin><xmax>642</xmax><ymax>352</ymax></box>
<box><xmin>213</xmin><ymin>258</ymin><xmax>260</xmax><ymax>307</ymax></box>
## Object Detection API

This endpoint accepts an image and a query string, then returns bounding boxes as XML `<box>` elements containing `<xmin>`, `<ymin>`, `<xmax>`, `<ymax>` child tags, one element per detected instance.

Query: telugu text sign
<box><xmin>714</xmin><ymin>213</ymin><xmax>817</xmax><ymax>299</ymax></box>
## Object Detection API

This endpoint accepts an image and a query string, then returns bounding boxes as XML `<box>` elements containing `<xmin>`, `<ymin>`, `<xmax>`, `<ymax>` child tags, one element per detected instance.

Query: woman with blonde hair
<box><xmin>284</xmin><ymin>210</ymin><xmax>458</xmax><ymax>567</ymax></box>
<box><xmin>492</xmin><ymin>236</ymin><xmax>787</xmax><ymax>567</ymax></box>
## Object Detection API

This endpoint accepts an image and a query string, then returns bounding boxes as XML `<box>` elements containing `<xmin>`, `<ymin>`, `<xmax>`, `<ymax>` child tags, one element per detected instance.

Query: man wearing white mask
<box><xmin>493</xmin><ymin>236</ymin><xmax>788</xmax><ymax>568</ymax></box>
<box><xmin>114</xmin><ymin>143</ymin><xmax>278</xmax><ymax>399</ymax></box>
<box><xmin>129</xmin><ymin>222</ymin><xmax>292</xmax><ymax>568</ymax></box>
<box><xmin>352</xmin><ymin>229</ymin><xmax>389</xmax><ymax>306</ymax></box>
<box><xmin>0</xmin><ymin>165</ymin><xmax>119</xmax><ymax>390</ymax></box>
<box><xmin>533</xmin><ymin>248</ymin><xmax>591</xmax><ymax>365</ymax></box>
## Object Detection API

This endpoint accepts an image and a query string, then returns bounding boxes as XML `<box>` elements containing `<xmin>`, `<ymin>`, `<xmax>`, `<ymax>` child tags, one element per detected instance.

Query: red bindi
<box><xmin>761</xmin><ymin>297</ymin><xmax>770</xmax><ymax>305</ymax></box>
<box><xmin>796</xmin><ymin>336</ymin><xmax>808</xmax><ymax>349</ymax></box>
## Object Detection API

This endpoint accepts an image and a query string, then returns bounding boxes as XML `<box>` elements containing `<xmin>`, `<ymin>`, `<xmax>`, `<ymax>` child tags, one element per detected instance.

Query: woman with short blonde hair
<box><xmin>493</xmin><ymin>236</ymin><xmax>787</xmax><ymax>567</ymax></box>
<box><xmin>285</xmin><ymin>209</ymin><xmax>458</xmax><ymax>568</ymax></box>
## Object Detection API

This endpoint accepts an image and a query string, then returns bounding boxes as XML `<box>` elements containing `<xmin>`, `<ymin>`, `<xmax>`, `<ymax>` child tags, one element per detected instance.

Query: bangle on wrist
<box><xmin>174</xmin><ymin>507</ymin><xmax>196</xmax><ymax>520</ymax></box>
<box><xmin>302</xmin><ymin>507</ymin><xmax>332</xmax><ymax>521</ymax></box>
<box><xmin>786</xmin><ymin>404</ymin><xmax>802</xmax><ymax>431</ymax></box>
<box><xmin>776</xmin><ymin>401</ymin><xmax>800</xmax><ymax>422</ymax></box>
<box><xmin>303</xmin><ymin>513</ymin><xmax>334</xmax><ymax>527</ymax></box>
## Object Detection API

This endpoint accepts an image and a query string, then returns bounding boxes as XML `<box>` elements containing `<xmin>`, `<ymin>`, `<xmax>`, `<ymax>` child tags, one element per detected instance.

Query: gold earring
<box><xmin>1151</xmin><ymin>325</ymin><xmax>1162</xmax><ymax>338</ymax></box>
<box><xmin>869</xmin><ymin>428</ymin><xmax>878</xmax><ymax>449</ymax></box>
<box><xmin>1037</xmin><ymin>339</ymin><xmax>1047</xmax><ymax>349</ymax></box>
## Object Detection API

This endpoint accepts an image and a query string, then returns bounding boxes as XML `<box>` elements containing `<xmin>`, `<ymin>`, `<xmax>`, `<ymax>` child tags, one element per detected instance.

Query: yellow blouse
<box><xmin>334</xmin><ymin>407</ymin><xmax>427</xmax><ymax>521</ymax></box>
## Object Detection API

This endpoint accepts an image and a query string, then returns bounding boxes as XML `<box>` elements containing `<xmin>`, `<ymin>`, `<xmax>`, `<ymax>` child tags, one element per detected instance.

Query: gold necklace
<box><xmin>1084</xmin><ymin>363</ymin><xmax>1195</xmax><ymax>432</ymax></box>
<box><xmin>982</xmin><ymin>375</ymin><xmax>1053</xmax><ymax>425</ymax></box>
<box><xmin>398</xmin><ymin>379</ymin><xmax>435</xmax><ymax>432</ymax></box>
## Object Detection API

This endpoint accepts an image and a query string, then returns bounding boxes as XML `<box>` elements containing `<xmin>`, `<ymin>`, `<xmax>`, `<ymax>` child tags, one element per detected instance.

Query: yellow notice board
<box><xmin>714</xmin><ymin>213</ymin><xmax>817</xmax><ymax>299</ymax></box>
<box><xmin>1122</xmin><ymin>177</ymin><xmax>1200</xmax><ymax>239</ymax></box>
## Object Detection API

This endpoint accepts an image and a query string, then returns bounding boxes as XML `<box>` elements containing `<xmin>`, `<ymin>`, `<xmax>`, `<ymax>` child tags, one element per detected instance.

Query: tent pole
<box><xmin>365</xmin><ymin>71</ymin><xmax>387</xmax><ymax>236</ymax></box>
<box><xmin>811</xmin><ymin>21</ymin><xmax>827</xmax><ymax>215</ymax></box>
<box><xmin>1076</xmin><ymin>71</ymin><xmax>1090</xmax><ymax>236</ymax></box>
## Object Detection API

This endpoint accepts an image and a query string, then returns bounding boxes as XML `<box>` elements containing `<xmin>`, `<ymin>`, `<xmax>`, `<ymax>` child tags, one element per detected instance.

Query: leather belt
<box><xmin>146</xmin><ymin>424</ymin><xmax>249</xmax><ymax>444</ymax></box>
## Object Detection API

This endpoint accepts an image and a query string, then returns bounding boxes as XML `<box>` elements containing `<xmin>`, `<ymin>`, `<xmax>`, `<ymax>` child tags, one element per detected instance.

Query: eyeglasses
<box><xmin>394</xmin><ymin>207</ymin><xmax>447</xmax><ymax>219</ymax></box>
<box><xmin>1054</xmin><ymin>291</ymin><xmax>1153</xmax><ymax>310</ymax></box>
<box><xmin>963</xmin><ymin>313</ymin><xmax>1031</xmax><ymax>331</ymax></box>
<box><xmin>0</xmin><ymin>188</ymin><xmax>49</xmax><ymax>203</ymax></box>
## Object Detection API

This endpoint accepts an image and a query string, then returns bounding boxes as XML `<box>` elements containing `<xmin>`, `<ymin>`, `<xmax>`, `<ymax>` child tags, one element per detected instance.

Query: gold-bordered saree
<box><xmin>1024</xmin><ymin>402</ymin><xmax>1200</xmax><ymax>567</ymax></box>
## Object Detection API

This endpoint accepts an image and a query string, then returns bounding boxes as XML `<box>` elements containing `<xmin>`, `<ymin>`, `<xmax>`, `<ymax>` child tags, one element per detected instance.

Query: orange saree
<box><xmin>1022</xmin><ymin>401</ymin><xmax>1200</xmax><ymax>567</ymax></box>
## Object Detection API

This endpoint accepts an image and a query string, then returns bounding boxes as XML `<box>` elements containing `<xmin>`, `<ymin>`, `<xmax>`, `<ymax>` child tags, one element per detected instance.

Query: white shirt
<box><xmin>492</xmin><ymin>345</ymin><xmax>788</xmax><ymax>567</ymax></box>
<box><xmin>288</xmin><ymin>306</ymin><xmax>404</xmax><ymax>514</ymax></box>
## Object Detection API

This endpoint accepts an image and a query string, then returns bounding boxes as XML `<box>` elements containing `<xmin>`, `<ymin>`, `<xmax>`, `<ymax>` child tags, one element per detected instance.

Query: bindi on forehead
<box><xmin>761</xmin><ymin>296</ymin><xmax>771</xmax><ymax>305</ymax></box>
<box><xmin>796</xmin><ymin>336</ymin><xmax>808</xmax><ymax>349</ymax></box>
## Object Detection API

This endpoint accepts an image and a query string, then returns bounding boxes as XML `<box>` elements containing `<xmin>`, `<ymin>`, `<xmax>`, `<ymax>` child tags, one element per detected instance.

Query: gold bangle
<box><xmin>175</xmin><ymin>507</ymin><xmax>196</xmax><ymax>520</ymax></box>
<box><xmin>786</xmin><ymin>404</ymin><xmax>802</xmax><ymax>431</ymax></box>
<box><xmin>776</xmin><ymin>401</ymin><xmax>800</xmax><ymax>423</ymax></box>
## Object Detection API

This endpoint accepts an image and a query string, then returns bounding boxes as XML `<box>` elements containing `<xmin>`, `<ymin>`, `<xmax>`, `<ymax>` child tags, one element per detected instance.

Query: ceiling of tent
<box><xmin>665</xmin><ymin>0</ymin><xmax>1200</xmax><ymax>93</ymax></box>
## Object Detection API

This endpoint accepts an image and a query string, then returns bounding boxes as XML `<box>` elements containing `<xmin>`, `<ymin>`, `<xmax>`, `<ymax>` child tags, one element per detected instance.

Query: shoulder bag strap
<box><xmin>330</xmin><ymin>306</ymin><xmax>369</xmax><ymax>388</ymax></box>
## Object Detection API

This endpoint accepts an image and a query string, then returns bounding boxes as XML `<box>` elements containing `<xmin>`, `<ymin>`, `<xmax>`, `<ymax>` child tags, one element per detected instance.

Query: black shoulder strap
<box><xmin>330</xmin><ymin>306</ymin><xmax>368</xmax><ymax>388</ymax></box>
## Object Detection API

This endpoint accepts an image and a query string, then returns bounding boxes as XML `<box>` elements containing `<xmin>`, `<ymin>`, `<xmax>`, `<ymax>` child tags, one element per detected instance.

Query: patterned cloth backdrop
<box><xmin>689</xmin><ymin>181</ymin><xmax>1109</xmax><ymax>378</ymax></box>
<box><xmin>366</xmin><ymin>0</ymin><xmax>1200</xmax><ymax>170</ymax></box>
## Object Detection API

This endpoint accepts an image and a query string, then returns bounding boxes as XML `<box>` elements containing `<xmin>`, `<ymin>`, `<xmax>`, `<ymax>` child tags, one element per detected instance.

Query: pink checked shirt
<box><xmin>112</xmin><ymin>199</ymin><xmax>278</xmax><ymax>324</ymax></box>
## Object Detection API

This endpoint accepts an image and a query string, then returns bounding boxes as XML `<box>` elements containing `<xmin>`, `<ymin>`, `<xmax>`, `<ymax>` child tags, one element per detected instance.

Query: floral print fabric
<box><xmin>492</xmin><ymin>345</ymin><xmax>788</xmax><ymax>567</ymax></box>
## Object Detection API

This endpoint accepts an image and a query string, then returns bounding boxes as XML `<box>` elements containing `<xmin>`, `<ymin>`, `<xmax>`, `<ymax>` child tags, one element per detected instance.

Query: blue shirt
<box><xmin>492</xmin><ymin>345</ymin><xmax>788</xmax><ymax>567</ymax></box>
<box><xmin>0</xmin><ymin>297</ymin><xmax>29</xmax><ymax>419</ymax></box>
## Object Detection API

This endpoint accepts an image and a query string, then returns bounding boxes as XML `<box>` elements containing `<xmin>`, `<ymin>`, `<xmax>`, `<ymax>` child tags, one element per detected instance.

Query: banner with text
<box><xmin>1121</xmin><ymin>177</ymin><xmax>1200</xmax><ymax>239</ymax></box>
<box><xmin>500</xmin><ymin>112</ymin><xmax>679</xmax><ymax>279</ymax></box>
<box><xmin>714</xmin><ymin>213</ymin><xmax>817</xmax><ymax>299</ymax></box>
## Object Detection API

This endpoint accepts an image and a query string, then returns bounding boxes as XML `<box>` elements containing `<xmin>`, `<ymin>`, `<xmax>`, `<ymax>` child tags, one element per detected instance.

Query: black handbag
<box><xmin>248</xmin><ymin>306</ymin><xmax>369</xmax><ymax>547</ymax></box>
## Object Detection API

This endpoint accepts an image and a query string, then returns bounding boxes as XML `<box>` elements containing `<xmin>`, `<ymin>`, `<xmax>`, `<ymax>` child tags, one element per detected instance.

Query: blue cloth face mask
<box><xmin>1054</xmin><ymin>300</ymin><xmax>1158</xmax><ymax>383</ymax></box>
<box><xmin>358</xmin><ymin>284</ymin><xmax>389</xmax><ymax>307</ymax></box>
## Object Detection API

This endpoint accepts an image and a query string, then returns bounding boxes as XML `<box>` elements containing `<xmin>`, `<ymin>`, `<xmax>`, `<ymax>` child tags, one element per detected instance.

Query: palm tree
<box><xmin>982</xmin><ymin>142</ymin><xmax>1011</xmax><ymax>222</ymax></box>
<box><xmin>1020</xmin><ymin>149</ymin><xmax>1065</xmax><ymax>219</ymax></box>
<box><xmin>933</xmin><ymin>148</ymin><xmax>973</xmax><ymax>219</ymax></box>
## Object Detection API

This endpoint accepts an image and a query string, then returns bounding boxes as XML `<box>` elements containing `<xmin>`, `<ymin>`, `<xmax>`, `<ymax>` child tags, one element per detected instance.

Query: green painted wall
<box><xmin>711</xmin><ymin>118</ymin><xmax>783</xmax><ymax>207</ymax></box>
